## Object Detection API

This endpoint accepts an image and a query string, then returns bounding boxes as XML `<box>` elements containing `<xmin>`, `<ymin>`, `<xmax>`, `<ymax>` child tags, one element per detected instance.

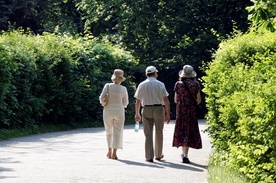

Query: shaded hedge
<box><xmin>0</xmin><ymin>30</ymin><xmax>137</xmax><ymax>130</ymax></box>
<box><xmin>203</xmin><ymin>32</ymin><xmax>276</xmax><ymax>182</ymax></box>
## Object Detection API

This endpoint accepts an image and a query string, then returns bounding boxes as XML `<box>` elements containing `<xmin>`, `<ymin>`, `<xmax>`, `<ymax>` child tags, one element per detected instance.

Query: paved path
<box><xmin>0</xmin><ymin>119</ymin><xmax>211</xmax><ymax>183</ymax></box>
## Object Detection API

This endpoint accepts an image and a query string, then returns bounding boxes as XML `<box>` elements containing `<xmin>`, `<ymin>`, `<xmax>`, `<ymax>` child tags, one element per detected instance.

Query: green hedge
<box><xmin>0</xmin><ymin>30</ymin><xmax>137</xmax><ymax>130</ymax></box>
<box><xmin>203</xmin><ymin>32</ymin><xmax>276</xmax><ymax>182</ymax></box>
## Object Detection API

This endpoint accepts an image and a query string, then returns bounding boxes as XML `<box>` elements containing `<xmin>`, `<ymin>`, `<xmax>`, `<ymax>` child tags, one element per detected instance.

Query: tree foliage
<box><xmin>0</xmin><ymin>0</ymin><xmax>42</xmax><ymax>31</ymax></box>
<box><xmin>1</xmin><ymin>0</ymin><xmax>252</xmax><ymax>75</ymax></box>
<box><xmin>78</xmin><ymin>0</ymin><xmax>251</xmax><ymax>66</ymax></box>
<box><xmin>0</xmin><ymin>0</ymin><xmax>84</xmax><ymax>34</ymax></box>
<box><xmin>247</xmin><ymin>0</ymin><xmax>276</xmax><ymax>32</ymax></box>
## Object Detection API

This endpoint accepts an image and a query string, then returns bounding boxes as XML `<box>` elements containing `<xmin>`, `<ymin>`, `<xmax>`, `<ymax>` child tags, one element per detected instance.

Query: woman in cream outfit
<box><xmin>99</xmin><ymin>69</ymin><xmax>129</xmax><ymax>160</ymax></box>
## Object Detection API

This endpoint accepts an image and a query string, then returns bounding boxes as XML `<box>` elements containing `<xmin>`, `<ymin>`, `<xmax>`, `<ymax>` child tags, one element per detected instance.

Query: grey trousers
<box><xmin>141</xmin><ymin>106</ymin><xmax>165</xmax><ymax>160</ymax></box>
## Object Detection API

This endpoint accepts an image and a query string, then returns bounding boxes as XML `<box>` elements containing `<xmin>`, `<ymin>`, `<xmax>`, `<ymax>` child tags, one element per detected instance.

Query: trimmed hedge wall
<box><xmin>0</xmin><ymin>30</ymin><xmax>137</xmax><ymax>130</ymax></box>
<box><xmin>203</xmin><ymin>32</ymin><xmax>276</xmax><ymax>182</ymax></box>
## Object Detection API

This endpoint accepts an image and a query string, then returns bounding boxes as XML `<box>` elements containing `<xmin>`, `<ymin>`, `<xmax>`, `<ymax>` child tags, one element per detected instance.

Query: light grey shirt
<box><xmin>134</xmin><ymin>77</ymin><xmax>169</xmax><ymax>107</ymax></box>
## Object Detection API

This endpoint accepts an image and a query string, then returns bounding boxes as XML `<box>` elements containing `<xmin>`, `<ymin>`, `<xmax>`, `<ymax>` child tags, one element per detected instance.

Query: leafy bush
<box><xmin>203</xmin><ymin>32</ymin><xmax>276</xmax><ymax>183</ymax></box>
<box><xmin>0</xmin><ymin>30</ymin><xmax>137</xmax><ymax>130</ymax></box>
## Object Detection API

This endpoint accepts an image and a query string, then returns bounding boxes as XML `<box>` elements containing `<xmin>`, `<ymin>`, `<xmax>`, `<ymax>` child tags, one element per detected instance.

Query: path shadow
<box><xmin>117</xmin><ymin>159</ymin><xmax>205</xmax><ymax>172</ymax></box>
<box><xmin>189</xmin><ymin>161</ymin><xmax>208</xmax><ymax>169</ymax></box>
<box><xmin>0</xmin><ymin>167</ymin><xmax>14</xmax><ymax>173</ymax></box>
<box><xmin>0</xmin><ymin>127</ymin><xmax>106</xmax><ymax>144</ymax></box>
<box><xmin>0</xmin><ymin>167</ymin><xmax>15</xmax><ymax>180</ymax></box>
<box><xmin>0</xmin><ymin>158</ymin><xmax>17</xmax><ymax>180</ymax></box>
<box><xmin>157</xmin><ymin>160</ymin><xmax>205</xmax><ymax>172</ymax></box>
<box><xmin>0</xmin><ymin>176</ymin><xmax>17</xmax><ymax>180</ymax></box>
<box><xmin>117</xmin><ymin>159</ymin><xmax>164</xmax><ymax>169</ymax></box>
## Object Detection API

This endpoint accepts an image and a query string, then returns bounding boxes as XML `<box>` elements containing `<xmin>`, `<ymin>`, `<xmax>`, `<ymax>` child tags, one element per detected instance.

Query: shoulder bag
<box><xmin>101</xmin><ymin>84</ymin><xmax>109</xmax><ymax>107</ymax></box>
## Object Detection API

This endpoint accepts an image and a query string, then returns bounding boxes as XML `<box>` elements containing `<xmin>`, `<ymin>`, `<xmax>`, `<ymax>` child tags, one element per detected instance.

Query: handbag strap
<box><xmin>183</xmin><ymin>82</ymin><xmax>197</xmax><ymax>105</ymax></box>
<box><xmin>106</xmin><ymin>83</ymin><xmax>110</xmax><ymax>94</ymax></box>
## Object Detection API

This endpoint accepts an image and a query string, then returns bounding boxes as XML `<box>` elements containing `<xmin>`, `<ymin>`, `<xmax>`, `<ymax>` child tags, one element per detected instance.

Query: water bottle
<box><xmin>134</xmin><ymin>121</ymin><xmax>140</xmax><ymax>132</ymax></box>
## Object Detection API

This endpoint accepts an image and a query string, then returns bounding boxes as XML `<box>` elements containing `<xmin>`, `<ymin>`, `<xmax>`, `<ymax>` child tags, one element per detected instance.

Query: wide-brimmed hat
<box><xmin>145</xmin><ymin>66</ymin><xmax>158</xmax><ymax>74</ymax></box>
<box><xmin>111</xmin><ymin>69</ymin><xmax>126</xmax><ymax>82</ymax></box>
<box><xmin>178</xmin><ymin>65</ymin><xmax>197</xmax><ymax>78</ymax></box>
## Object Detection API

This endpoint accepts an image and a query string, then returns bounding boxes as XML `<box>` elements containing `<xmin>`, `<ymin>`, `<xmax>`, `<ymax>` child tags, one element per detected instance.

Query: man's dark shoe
<box><xmin>146</xmin><ymin>159</ymin><xmax>154</xmax><ymax>162</ymax></box>
<box><xmin>155</xmin><ymin>155</ymin><xmax>164</xmax><ymax>161</ymax></box>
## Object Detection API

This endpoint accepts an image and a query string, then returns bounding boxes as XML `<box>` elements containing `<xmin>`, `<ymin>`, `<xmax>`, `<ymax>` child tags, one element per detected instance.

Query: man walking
<box><xmin>134</xmin><ymin>66</ymin><xmax>170</xmax><ymax>162</ymax></box>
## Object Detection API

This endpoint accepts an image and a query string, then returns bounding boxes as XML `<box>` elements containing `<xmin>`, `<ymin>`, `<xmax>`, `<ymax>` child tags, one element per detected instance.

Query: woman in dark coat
<box><xmin>172</xmin><ymin>65</ymin><xmax>202</xmax><ymax>163</ymax></box>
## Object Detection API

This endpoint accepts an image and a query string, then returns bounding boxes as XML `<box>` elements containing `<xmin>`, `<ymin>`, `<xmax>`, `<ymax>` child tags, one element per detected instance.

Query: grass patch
<box><xmin>208</xmin><ymin>162</ymin><xmax>248</xmax><ymax>183</ymax></box>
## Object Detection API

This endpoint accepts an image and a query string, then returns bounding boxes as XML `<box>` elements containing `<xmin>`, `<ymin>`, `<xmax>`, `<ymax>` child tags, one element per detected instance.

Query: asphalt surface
<box><xmin>0</xmin><ymin>119</ymin><xmax>212</xmax><ymax>183</ymax></box>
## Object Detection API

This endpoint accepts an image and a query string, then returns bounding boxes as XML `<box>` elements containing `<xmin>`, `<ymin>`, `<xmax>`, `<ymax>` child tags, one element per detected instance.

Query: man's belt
<box><xmin>144</xmin><ymin>104</ymin><xmax>162</xmax><ymax>107</ymax></box>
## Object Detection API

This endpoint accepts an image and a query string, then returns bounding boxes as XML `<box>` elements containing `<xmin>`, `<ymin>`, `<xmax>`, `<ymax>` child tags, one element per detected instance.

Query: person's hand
<box><xmin>135</xmin><ymin>113</ymin><xmax>141</xmax><ymax>122</ymax></box>
<box><xmin>165</xmin><ymin>113</ymin><xmax>170</xmax><ymax>124</ymax></box>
